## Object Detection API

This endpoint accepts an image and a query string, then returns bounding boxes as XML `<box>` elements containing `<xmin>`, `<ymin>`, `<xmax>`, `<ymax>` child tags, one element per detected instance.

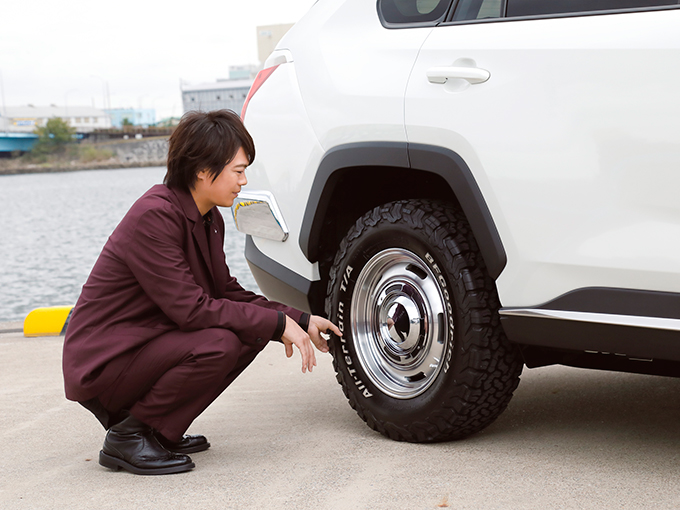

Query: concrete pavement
<box><xmin>1</xmin><ymin>322</ymin><xmax>679</xmax><ymax>509</ymax></box>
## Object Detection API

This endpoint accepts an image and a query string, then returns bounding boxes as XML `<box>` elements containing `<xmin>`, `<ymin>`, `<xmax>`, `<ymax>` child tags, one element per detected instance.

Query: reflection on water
<box><xmin>0</xmin><ymin>166</ymin><xmax>258</xmax><ymax>322</ymax></box>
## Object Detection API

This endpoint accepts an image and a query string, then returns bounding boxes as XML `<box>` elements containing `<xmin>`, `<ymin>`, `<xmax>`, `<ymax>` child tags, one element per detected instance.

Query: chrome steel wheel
<box><xmin>350</xmin><ymin>248</ymin><xmax>450</xmax><ymax>399</ymax></box>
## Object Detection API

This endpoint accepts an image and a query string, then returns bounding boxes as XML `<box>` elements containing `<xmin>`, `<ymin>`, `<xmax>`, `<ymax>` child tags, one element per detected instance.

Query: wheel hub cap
<box><xmin>382</xmin><ymin>292</ymin><xmax>421</xmax><ymax>354</ymax></box>
<box><xmin>350</xmin><ymin>248</ymin><xmax>452</xmax><ymax>399</ymax></box>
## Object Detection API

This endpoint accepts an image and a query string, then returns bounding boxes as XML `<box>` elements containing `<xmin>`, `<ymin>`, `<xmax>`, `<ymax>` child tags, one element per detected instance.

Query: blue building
<box><xmin>0</xmin><ymin>115</ymin><xmax>36</xmax><ymax>153</ymax></box>
<box><xmin>105</xmin><ymin>108</ymin><xmax>156</xmax><ymax>128</ymax></box>
<box><xmin>0</xmin><ymin>131</ymin><xmax>38</xmax><ymax>154</ymax></box>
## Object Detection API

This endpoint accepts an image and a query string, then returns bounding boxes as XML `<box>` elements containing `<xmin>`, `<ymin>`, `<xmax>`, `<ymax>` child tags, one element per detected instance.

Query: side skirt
<box><xmin>499</xmin><ymin>287</ymin><xmax>680</xmax><ymax>371</ymax></box>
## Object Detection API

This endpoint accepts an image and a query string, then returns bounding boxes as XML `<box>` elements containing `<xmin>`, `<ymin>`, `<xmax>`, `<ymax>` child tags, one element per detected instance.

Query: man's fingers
<box><xmin>307</xmin><ymin>316</ymin><xmax>341</xmax><ymax>353</ymax></box>
<box><xmin>327</xmin><ymin>321</ymin><xmax>342</xmax><ymax>337</ymax></box>
<box><xmin>291</xmin><ymin>334</ymin><xmax>316</xmax><ymax>373</ymax></box>
<box><xmin>302</xmin><ymin>339</ymin><xmax>309</xmax><ymax>372</ymax></box>
<box><xmin>315</xmin><ymin>317</ymin><xmax>342</xmax><ymax>338</ymax></box>
<box><xmin>281</xmin><ymin>313</ymin><xmax>324</xmax><ymax>373</ymax></box>
<box><xmin>304</xmin><ymin>338</ymin><xmax>316</xmax><ymax>372</ymax></box>
<box><xmin>309</xmin><ymin>326</ymin><xmax>330</xmax><ymax>353</ymax></box>
<box><xmin>306</xmin><ymin>344</ymin><xmax>317</xmax><ymax>373</ymax></box>
<box><xmin>300</xmin><ymin>340</ymin><xmax>312</xmax><ymax>373</ymax></box>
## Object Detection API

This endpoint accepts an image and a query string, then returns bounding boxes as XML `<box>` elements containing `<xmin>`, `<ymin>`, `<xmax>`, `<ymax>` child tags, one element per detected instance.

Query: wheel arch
<box><xmin>300</xmin><ymin>142</ymin><xmax>507</xmax><ymax>289</ymax></box>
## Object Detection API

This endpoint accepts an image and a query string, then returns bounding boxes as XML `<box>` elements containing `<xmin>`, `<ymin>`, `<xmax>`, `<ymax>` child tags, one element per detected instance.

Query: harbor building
<box><xmin>181</xmin><ymin>79</ymin><xmax>251</xmax><ymax>115</ymax></box>
<box><xmin>105</xmin><ymin>108</ymin><xmax>156</xmax><ymax>128</ymax></box>
<box><xmin>181</xmin><ymin>66</ymin><xmax>259</xmax><ymax>115</ymax></box>
<box><xmin>2</xmin><ymin>105</ymin><xmax>112</xmax><ymax>134</ymax></box>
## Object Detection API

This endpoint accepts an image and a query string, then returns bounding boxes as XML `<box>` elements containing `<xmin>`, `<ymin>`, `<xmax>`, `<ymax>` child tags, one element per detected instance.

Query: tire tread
<box><xmin>326</xmin><ymin>200</ymin><xmax>523</xmax><ymax>442</ymax></box>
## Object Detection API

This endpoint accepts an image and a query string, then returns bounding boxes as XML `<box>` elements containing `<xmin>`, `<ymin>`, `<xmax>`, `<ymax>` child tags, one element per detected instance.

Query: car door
<box><xmin>404</xmin><ymin>2</ymin><xmax>680</xmax><ymax>307</ymax></box>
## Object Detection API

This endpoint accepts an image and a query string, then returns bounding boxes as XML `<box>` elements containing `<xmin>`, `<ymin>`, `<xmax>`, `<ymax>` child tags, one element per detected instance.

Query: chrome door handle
<box><xmin>426</xmin><ymin>66</ymin><xmax>490</xmax><ymax>85</ymax></box>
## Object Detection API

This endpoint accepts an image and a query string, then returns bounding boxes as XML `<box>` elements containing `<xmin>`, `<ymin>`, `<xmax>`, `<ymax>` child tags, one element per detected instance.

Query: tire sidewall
<box><xmin>328</xmin><ymin>218</ymin><xmax>464</xmax><ymax>426</ymax></box>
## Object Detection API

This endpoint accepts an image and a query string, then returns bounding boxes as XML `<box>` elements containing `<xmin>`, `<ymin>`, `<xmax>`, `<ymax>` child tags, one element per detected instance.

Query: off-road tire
<box><xmin>325</xmin><ymin>199</ymin><xmax>523</xmax><ymax>442</ymax></box>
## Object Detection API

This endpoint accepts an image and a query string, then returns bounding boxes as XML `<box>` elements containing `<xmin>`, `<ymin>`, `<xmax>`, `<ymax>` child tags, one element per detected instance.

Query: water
<box><xmin>0</xmin><ymin>167</ymin><xmax>259</xmax><ymax>322</ymax></box>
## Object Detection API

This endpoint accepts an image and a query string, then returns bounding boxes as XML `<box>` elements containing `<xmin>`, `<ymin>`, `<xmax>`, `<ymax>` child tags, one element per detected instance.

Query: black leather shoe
<box><xmin>99</xmin><ymin>415</ymin><xmax>195</xmax><ymax>475</ymax></box>
<box><xmin>155</xmin><ymin>432</ymin><xmax>210</xmax><ymax>454</ymax></box>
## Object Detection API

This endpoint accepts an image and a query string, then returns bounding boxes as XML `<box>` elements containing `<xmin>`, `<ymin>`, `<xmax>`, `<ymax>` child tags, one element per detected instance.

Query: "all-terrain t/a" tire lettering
<box><xmin>337</xmin><ymin>269</ymin><xmax>373</xmax><ymax>398</ymax></box>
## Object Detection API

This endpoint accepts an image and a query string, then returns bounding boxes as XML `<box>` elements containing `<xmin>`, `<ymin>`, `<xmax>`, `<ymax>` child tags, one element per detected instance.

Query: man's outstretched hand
<box><xmin>281</xmin><ymin>315</ymin><xmax>342</xmax><ymax>373</ymax></box>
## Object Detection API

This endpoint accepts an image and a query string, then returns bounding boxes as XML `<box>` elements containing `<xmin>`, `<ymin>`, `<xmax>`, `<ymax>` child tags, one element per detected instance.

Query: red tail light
<box><xmin>241</xmin><ymin>65</ymin><xmax>281</xmax><ymax>120</ymax></box>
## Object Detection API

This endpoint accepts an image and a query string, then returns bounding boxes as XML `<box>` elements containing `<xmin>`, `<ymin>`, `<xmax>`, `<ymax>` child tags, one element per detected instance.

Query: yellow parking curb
<box><xmin>23</xmin><ymin>306</ymin><xmax>73</xmax><ymax>337</ymax></box>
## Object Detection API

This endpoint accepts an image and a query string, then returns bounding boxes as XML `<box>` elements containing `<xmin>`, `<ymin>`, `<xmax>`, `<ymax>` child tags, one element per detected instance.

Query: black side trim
<box><xmin>537</xmin><ymin>287</ymin><xmax>680</xmax><ymax>320</ymax></box>
<box><xmin>299</xmin><ymin>142</ymin><xmax>507</xmax><ymax>279</ymax></box>
<box><xmin>441</xmin><ymin>3</ymin><xmax>680</xmax><ymax>25</ymax></box>
<box><xmin>520</xmin><ymin>346</ymin><xmax>680</xmax><ymax>378</ymax></box>
<box><xmin>245</xmin><ymin>236</ymin><xmax>312</xmax><ymax>313</ymax></box>
<box><xmin>501</xmin><ymin>314</ymin><xmax>680</xmax><ymax>362</ymax></box>
<box><xmin>300</xmin><ymin>142</ymin><xmax>409</xmax><ymax>262</ymax></box>
<box><xmin>501</xmin><ymin>287</ymin><xmax>680</xmax><ymax>362</ymax></box>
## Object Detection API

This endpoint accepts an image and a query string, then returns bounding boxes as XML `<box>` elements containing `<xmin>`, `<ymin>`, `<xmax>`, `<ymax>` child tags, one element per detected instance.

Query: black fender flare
<box><xmin>299</xmin><ymin>142</ymin><xmax>507</xmax><ymax>280</ymax></box>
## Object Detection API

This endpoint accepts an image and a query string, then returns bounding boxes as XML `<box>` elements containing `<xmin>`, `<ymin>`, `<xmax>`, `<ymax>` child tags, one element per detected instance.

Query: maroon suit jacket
<box><xmin>63</xmin><ymin>184</ymin><xmax>305</xmax><ymax>402</ymax></box>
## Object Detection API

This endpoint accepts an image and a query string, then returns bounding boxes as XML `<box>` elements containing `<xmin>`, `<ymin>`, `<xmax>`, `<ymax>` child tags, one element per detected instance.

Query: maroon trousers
<box><xmin>89</xmin><ymin>328</ymin><xmax>265</xmax><ymax>441</ymax></box>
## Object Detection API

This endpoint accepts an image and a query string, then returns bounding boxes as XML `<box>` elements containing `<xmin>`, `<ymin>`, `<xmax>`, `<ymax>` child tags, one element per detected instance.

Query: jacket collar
<box><xmin>170</xmin><ymin>185</ymin><xmax>203</xmax><ymax>225</ymax></box>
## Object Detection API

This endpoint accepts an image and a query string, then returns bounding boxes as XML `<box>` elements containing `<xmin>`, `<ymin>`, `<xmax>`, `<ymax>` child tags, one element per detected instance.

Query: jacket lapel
<box><xmin>208</xmin><ymin>209</ymin><xmax>229</xmax><ymax>296</ymax></box>
<box><xmin>193</xmin><ymin>220</ymin><xmax>214</xmax><ymax>282</ymax></box>
<box><xmin>171</xmin><ymin>187</ymin><xmax>215</xmax><ymax>282</ymax></box>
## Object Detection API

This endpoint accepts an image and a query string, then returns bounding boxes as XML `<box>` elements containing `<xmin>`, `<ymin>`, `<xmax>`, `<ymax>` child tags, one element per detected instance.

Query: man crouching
<box><xmin>62</xmin><ymin>110</ymin><xmax>340</xmax><ymax>475</ymax></box>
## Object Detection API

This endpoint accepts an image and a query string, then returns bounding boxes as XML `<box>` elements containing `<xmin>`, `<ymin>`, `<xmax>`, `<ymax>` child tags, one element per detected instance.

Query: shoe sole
<box><xmin>99</xmin><ymin>451</ymin><xmax>195</xmax><ymax>475</ymax></box>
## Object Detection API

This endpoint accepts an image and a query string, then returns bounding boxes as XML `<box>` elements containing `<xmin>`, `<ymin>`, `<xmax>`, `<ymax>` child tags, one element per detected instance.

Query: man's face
<box><xmin>195</xmin><ymin>147</ymin><xmax>249</xmax><ymax>211</ymax></box>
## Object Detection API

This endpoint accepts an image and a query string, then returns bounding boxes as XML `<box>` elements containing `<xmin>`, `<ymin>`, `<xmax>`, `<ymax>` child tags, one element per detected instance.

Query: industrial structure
<box><xmin>181</xmin><ymin>24</ymin><xmax>294</xmax><ymax>116</ymax></box>
<box><xmin>181</xmin><ymin>78</ymin><xmax>252</xmax><ymax>115</ymax></box>
<box><xmin>181</xmin><ymin>65</ymin><xmax>258</xmax><ymax>115</ymax></box>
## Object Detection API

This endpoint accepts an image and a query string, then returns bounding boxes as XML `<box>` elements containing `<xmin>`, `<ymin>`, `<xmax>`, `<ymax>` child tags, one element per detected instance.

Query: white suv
<box><xmin>234</xmin><ymin>0</ymin><xmax>680</xmax><ymax>442</ymax></box>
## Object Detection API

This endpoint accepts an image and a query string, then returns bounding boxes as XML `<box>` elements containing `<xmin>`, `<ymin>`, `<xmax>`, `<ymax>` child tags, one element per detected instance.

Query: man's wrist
<box><xmin>272</xmin><ymin>311</ymin><xmax>286</xmax><ymax>341</ymax></box>
<box><xmin>298</xmin><ymin>313</ymin><xmax>310</xmax><ymax>332</ymax></box>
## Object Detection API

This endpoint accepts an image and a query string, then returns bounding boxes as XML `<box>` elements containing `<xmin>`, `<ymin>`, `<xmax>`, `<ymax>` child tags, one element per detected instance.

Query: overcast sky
<box><xmin>0</xmin><ymin>0</ymin><xmax>316</xmax><ymax>121</ymax></box>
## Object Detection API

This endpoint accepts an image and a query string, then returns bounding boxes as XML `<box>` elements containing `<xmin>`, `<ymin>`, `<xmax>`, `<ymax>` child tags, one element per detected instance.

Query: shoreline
<box><xmin>0</xmin><ymin>159</ymin><xmax>166</xmax><ymax>176</ymax></box>
<box><xmin>0</xmin><ymin>136</ymin><xmax>168</xmax><ymax>176</ymax></box>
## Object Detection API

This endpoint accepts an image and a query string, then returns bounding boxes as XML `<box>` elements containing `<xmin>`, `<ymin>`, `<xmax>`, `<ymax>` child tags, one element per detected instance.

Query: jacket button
<box><xmin>256</xmin><ymin>337</ymin><xmax>263</xmax><ymax>344</ymax></box>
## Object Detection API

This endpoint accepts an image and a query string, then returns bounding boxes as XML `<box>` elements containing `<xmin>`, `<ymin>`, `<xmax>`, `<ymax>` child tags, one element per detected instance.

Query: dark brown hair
<box><xmin>164</xmin><ymin>109</ymin><xmax>255</xmax><ymax>192</ymax></box>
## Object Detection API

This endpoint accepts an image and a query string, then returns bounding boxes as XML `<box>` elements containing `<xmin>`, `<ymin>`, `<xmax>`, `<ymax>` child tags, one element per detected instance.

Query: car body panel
<box><xmin>405</xmin><ymin>9</ymin><xmax>680</xmax><ymax>307</ymax></box>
